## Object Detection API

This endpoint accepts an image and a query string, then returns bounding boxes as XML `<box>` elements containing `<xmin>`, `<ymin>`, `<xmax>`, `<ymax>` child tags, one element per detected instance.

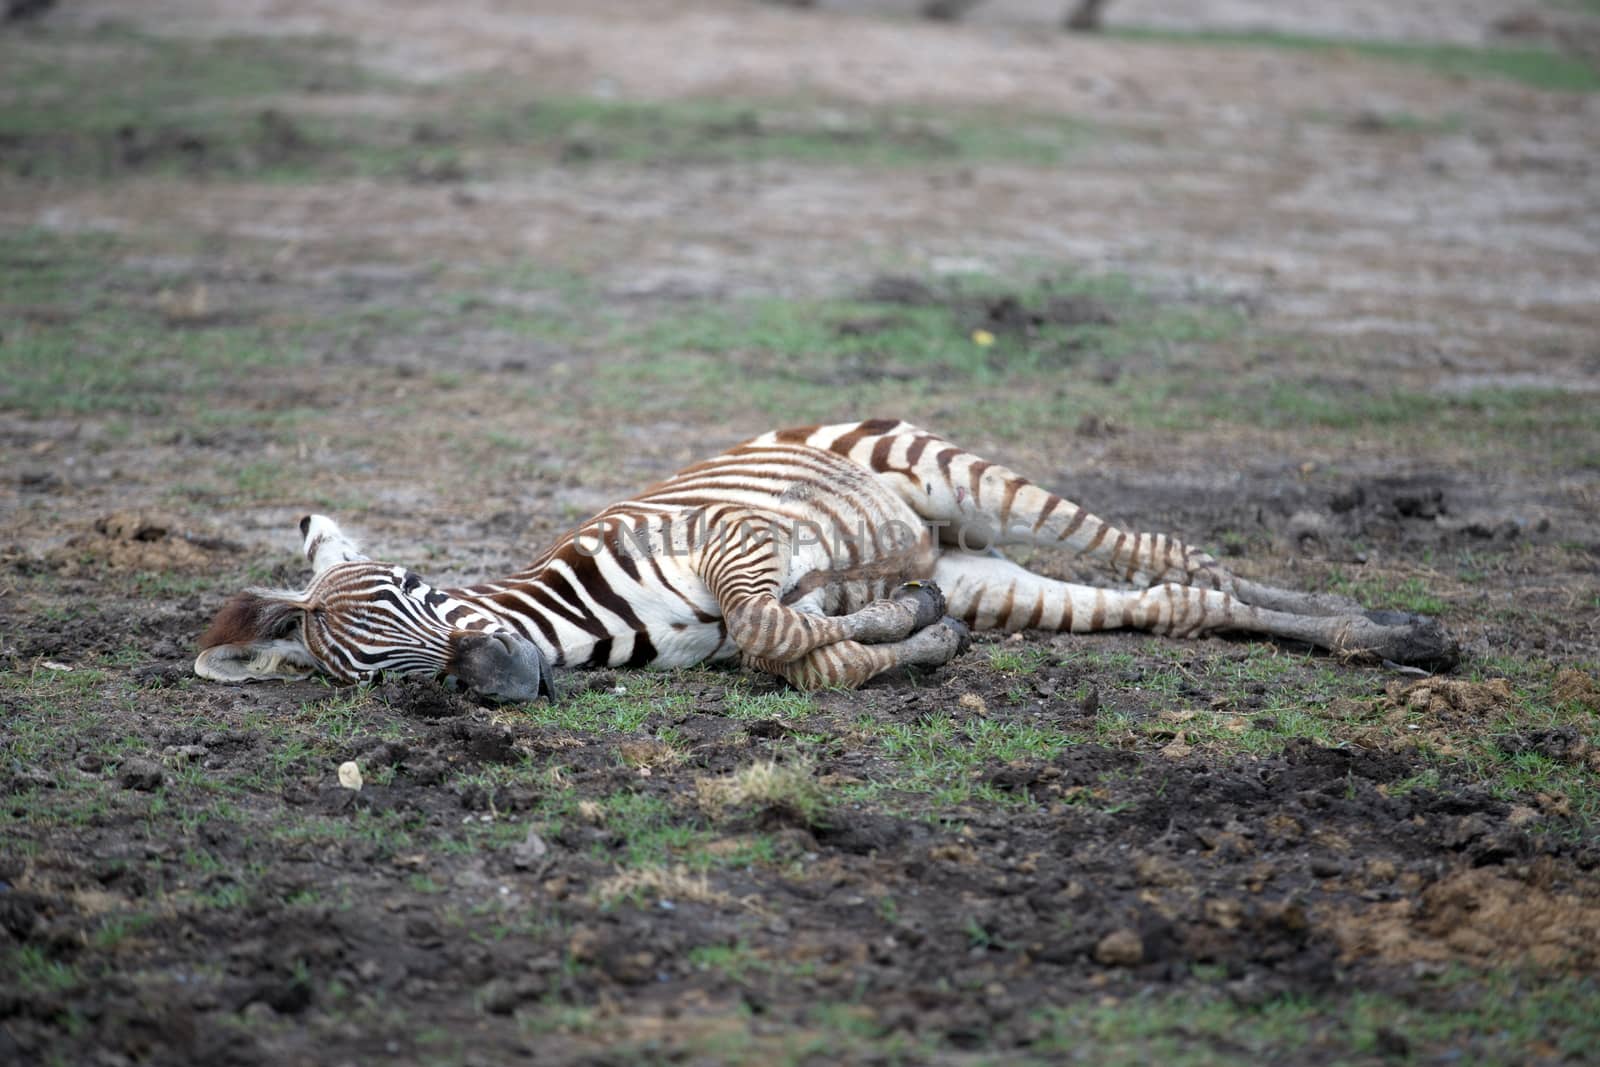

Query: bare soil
<box><xmin>2</xmin><ymin>1</ymin><xmax>1599</xmax><ymax>1063</ymax></box>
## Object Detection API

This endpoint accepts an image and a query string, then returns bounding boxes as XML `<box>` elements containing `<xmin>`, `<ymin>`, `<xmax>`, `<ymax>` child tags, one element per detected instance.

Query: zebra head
<box><xmin>193</xmin><ymin>515</ymin><xmax>555</xmax><ymax>702</ymax></box>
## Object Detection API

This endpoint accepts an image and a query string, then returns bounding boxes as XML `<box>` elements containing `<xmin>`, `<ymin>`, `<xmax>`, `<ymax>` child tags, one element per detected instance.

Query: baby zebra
<box><xmin>195</xmin><ymin>419</ymin><xmax>1457</xmax><ymax>701</ymax></box>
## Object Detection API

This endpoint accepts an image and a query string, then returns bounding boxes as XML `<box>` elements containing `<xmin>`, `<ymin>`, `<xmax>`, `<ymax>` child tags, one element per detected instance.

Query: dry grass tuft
<box><xmin>592</xmin><ymin>864</ymin><xmax>732</xmax><ymax>909</ymax></box>
<box><xmin>694</xmin><ymin>759</ymin><xmax>827</xmax><ymax>824</ymax></box>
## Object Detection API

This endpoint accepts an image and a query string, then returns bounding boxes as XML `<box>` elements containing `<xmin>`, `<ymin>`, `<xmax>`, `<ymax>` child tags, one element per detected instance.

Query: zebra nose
<box><xmin>453</xmin><ymin>630</ymin><xmax>556</xmax><ymax>703</ymax></box>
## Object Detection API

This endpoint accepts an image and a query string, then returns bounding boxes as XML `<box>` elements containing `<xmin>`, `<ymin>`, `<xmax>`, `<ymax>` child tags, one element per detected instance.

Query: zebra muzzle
<box><xmin>452</xmin><ymin>630</ymin><xmax>556</xmax><ymax>703</ymax></box>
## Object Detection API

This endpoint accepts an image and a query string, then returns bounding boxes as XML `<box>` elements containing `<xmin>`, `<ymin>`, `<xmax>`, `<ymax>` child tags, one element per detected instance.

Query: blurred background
<box><xmin>2</xmin><ymin>0</ymin><xmax>1596</xmax><ymax>570</ymax></box>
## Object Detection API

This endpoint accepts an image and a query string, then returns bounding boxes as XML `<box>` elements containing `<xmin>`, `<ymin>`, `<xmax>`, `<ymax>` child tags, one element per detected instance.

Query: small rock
<box><xmin>1374</xmin><ymin>1026</ymin><xmax>1410</xmax><ymax>1059</ymax></box>
<box><xmin>118</xmin><ymin>758</ymin><xmax>164</xmax><ymax>792</ymax></box>
<box><xmin>1093</xmin><ymin>927</ymin><xmax>1144</xmax><ymax>967</ymax></box>
<box><xmin>338</xmin><ymin>761</ymin><xmax>363</xmax><ymax>791</ymax></box>
<box><xmin>1133</xmin><ymin>854</ymin><xmax>1191</xmax><ymax>888</ymax></box>
<box><xmin>7</xmin><ymin>766</ymin><xmax>55</xmax><ymax>792</ymax></box>
<box><xmin>1285</xmin><ymin>510</ymin><xmax>1335</xmax><ymax>554</ymax></box>
<box><xmin>957</xmin><ymin>692</ymin><xmax>988</xmax><ymax>715</ymax></box>
<box><xmin>479</xmin><ymin>978</ymin><xmax>520</xmax><ymax>1015</ymax></box>
<box><xmin>1309</xmin><ymin>857</ymin><xmax>1344</xmax><ymax>879</ymax></box>
<box><xmin>163</xmin><ymin>744</ymin><xmax>209</xmax><ymax>765</ymax></box>
<box><xmin>511</xmin><ymin>827</ymin><xmax>549</xmax><ymax>870</ymax></box>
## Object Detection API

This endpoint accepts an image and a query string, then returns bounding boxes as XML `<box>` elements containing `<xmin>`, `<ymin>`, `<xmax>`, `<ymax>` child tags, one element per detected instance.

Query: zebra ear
<box><xmin>300</xmin><ymin>514</ymin><xmax>370</xmax><ymax>575</ymax></box>
<box><xmin>194</xmin><ymin>590</ymin><xmax>318</xmax><ymax>684</ymax></box>
<box><xmin>195</xmin><ymin>639</ymin><xmax>319</xmax><ymax>683</ymax></box>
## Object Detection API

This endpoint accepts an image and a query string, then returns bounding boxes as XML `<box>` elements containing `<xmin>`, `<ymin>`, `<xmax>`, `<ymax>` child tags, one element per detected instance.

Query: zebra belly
<box><xmin>639</xmin><ymin>620</ymin><xmax>733</xmax><ymax>669</ymax></box>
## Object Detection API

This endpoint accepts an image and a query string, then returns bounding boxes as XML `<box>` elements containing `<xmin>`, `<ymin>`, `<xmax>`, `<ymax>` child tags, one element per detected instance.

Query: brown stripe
<box><xmin>999</xmin><ymin>477</ymin><xmax>1023</xmax><ymax>531</ymax></box>
<box><xmin>998</xmin><ymin>583</ymin><xmax>1016</xmax><ymax>630</ymax></box>
<box><xmin>905</xmin><ymin>433</ymin><xmax>934</xmax><ymax>467</ymax></box>
<box><xmin>1089</xmin><ymin>591</ymin><xmax>1106</xmax><ymax>631</ymax></box>
<box><xmin>826</xmin><ymin>422</ymin><xmax>881</xmax><ymax>457</ymax></box>
<box><xmin>1109</xmin><ymin>532</ymin><xmax>1127</xmax><ymax>566</ymax></box>
<box><xmin>1024</xmin><ymin>590</ymin><xmax>1045</xmax><ymax>631</ymax></box>
<box><xmin>1031</xmin><ymin>495</ymin><xmax>1060</xmax><ymax>533</ymax></box>
<box><xmin>869</xmin><ymin>434</ymin><xmax>897</xmax><ymax>472</ymax></box>
<box><xmin>1060</xmin><ymin>508</ymin><xmax>1089</xmax><ymax>543</ymax></box>
<box><xmin>935</xmin><ymin>447</ymin><xmax>959</xmax><ymax>481</ymax></box>
<box><xmin>1082</xmin><ymin>524</ymin><xmax>1109</xmax><ymax>554</ymax></box>
<box><xmin>967</xmin><ymin>460</ymin><xmax>991</xmax><ymax>505</ymax></box>
<box><xmin>773</xmin><ymin>426</ymin><xmax>814</xmax><ymax>444</ymax></box>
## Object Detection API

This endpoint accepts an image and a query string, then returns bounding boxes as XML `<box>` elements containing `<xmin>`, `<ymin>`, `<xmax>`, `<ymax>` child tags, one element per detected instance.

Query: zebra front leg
<box><xmin>696</xmin><ymin>519</ymin><xmax>952</xmax><ymax>664</ymax></box>
<box><xmin>723</xmin><ymin>582</ymin><xmax>949</xmax><ymax>663</ymax></box>
<box><xmin>934</xmin><ymin>552</ymin><xmax>1458</xmax><ymax>668</ymax></box>
<box><xmin>748</xmin><ymin>619</ymin><xmax>972</xmax><ymax>691</ymax></box>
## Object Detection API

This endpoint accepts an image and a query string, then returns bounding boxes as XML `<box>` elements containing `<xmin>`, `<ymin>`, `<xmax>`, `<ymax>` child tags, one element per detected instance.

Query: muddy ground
<box><xmin>3</xmin><ymin>1</ymin><xmax>1600</xmax><ymax>1063</ymax></box>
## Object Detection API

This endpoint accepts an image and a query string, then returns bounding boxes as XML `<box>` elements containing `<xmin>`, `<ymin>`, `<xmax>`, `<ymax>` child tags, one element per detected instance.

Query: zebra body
<box><xmin>195</xmin><ymin>419</ymin><xmax>1457</xmax><ymax>699</ymax></box>
<box><xmin>457</xmin><ymin>428</ymin><xmax>942</xmax><ymax>672</ymax></box>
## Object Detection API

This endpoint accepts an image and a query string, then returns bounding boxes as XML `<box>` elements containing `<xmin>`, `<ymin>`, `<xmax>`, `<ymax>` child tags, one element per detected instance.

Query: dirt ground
<box><xmin>3</xmin><ymin>1</ymin><xmax>1600</xmax><ymax>1063</ymax></box>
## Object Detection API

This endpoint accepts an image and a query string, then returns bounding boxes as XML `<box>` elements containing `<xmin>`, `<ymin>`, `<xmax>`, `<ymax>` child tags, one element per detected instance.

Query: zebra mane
<box><xmin>198</xmin><ymin>588</ymin><xmax>310</xmax><ymax>650</ymax></box>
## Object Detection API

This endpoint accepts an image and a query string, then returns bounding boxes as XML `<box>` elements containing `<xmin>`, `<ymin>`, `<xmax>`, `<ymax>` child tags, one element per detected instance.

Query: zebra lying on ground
<box><xmin>195</xmin><ymin>419</ymin><xmax>1457</xmax><ymax>701</ymax></box>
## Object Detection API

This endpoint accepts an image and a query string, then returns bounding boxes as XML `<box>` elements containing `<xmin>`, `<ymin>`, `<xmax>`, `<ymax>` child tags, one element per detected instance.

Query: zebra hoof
<box><xmin>1388</xmin><ymin>615</ymin><xmax>1460</xmax><ymax>673</ymax></box>
<box><xmin>893</xmin><ymin>581</ymin><xmax>947</xmax><ymax>632</ymax></box>
<box><xmin>943</xmin><ymin>616</ymin><xmax>973</xmax><ymax>658</ymax></box>
<box><xmin>1352</xmin><ymin>612</ymin><xmax>1460</xmax><ymax>673</ymax></box>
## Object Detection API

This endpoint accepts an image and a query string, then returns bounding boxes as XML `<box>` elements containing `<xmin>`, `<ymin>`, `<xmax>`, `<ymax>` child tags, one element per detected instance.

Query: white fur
<box><xmin>302</xmin><ymin>514</ymin><xmax>369</xmax><ymax>575</ymax></box>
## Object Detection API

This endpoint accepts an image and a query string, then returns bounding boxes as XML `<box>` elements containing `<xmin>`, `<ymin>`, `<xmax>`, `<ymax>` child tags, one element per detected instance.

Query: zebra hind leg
<box><xmin>933</xmin><ymin>551</ymin><xmax>1459</xmax><ymax>670</ymax></box>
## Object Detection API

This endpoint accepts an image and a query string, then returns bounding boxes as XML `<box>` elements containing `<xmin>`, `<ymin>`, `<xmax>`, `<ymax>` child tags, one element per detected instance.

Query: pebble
<box><xmin>1093</xmin><ymin>927</ymin><xmax>1144</xmax><ymax>967</ymax></box>
<box><xmin>338</xmin><ymin>761</ymin><xmax>363</xmax><ymax>791</ymax></box>
<box><xmin>117</xmin><ymin>758</ymin><xmax>165</xmax><ymax>792</ymax></box>
<box><xmin>511</xmin><ymin>827</ymin><xmax>549</xmax><ymax>870</ymax></box>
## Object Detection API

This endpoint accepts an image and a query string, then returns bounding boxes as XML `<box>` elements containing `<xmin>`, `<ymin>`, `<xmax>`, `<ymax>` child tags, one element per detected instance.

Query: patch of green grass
<box><xmin>1308</xmin><ymin>108</ymin><xmax>1469</xmax><ymax>135</ymax></box>
<box><xmin>1194</xmin><ymin>379</ymin><xmax>1600</xmax><ymax>469</ymax></box>
<box><xmin>0</xmin><ymin>25</ymin><xmax>385</xmax><ymax>180</ymax></box>
<box><xmin>1035</xmin><ymin>970</ymin><xmax>1600</xmax><ymax>1064</ymax></box>
<box><xmin>686</xmin><ymin>940</ymin><xmax>771</xmax><ymax>983</ymax></box>
<box><xmin>1323</xmin><ymin>570</ymin><xmax>1450</xmax><ymax>616</ymax></box>
<box><xmin>519</xmin><ymin>677</ymin><xmax>680</xmax><ymax>732</ymax></box>
<box><xmin>0</xmin><ymin>304</ymin><xmax>311</xmax><ymax>418</ymax></box>
<box><xmin>1110</xmin><ymin>27</ymin><xmax>1600</xmax><ymax>93</ymax></box>
<box><xmin>4</xmin><ymin>946</ymin><xmax>83</xmax><ymax>994</ymax></box>
<box><xmin>89</xmin><ymin>912</ymin><xmax>159</xmax><ymax>951</ymax></box>
<box><xmin>986</xmin><ymin>646</ymin><xmax>1049</xmax><ymax>674</ymax></box>
<box><xmin>0</xmin><ymin>25</ymin><xmax>1096</xmax><ymax>186</ymax></box>
<box><xmin>843</xmin><ymin>711</ymin><xmax>1074</xmax><ymax>811</ymax></box>
<box><xmin>722</xmin><ymin>690</ymin><xmax>817</xmax><ymax>722</ymax></box>
<box><xmin>622</xmin><ymin>273</ymin><xmax>1238</xmax><ymax>386</ymax></box>
<box><xmin>459</xmin><ymin>94</ymin><xmax>1094</xmax><ymax>169</ymax></box>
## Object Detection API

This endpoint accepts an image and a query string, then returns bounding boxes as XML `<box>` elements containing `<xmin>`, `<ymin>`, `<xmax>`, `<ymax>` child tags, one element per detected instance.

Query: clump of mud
<box><xmin>369</xmin><ymin>675</ymin><xmax>477</xmax><ymax>719</ymax></box>
<box><xmin>42</xmin><ymin>510</ymin><xmax>238</xmax><ymax>575</ymax></box>
<box><xmin>1553</xmin><ymin>669</ymin><xmax>1600</xmax><ymax>711</ymax></box>
<box><xmin>1384</xmin><ymin>676</ymin><xmax>1513</xmax><ymax>721</ymax></box>
<box><xmin>1331</xmin><ymin>867</ymin><xmax>1600</xmax><ymax>970</ymax></box>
